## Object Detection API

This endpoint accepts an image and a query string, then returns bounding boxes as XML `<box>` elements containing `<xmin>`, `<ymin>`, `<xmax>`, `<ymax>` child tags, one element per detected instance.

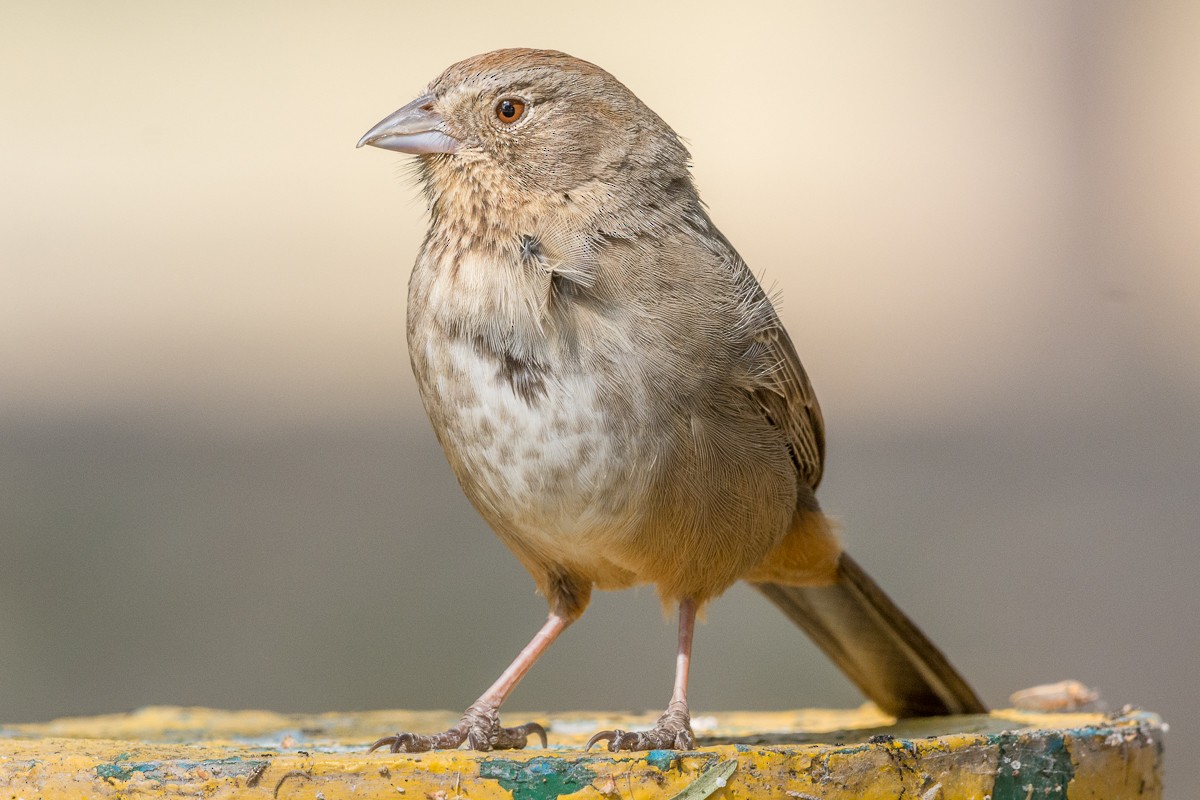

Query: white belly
<box><xmin>419</xmin><ymin>336</ymin><xmax>636</xmax><ymax>555</ymax></box>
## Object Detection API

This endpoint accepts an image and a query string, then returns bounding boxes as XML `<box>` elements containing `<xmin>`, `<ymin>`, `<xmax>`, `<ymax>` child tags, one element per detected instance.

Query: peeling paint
<box><xmin>645</xmin><ymin>749</ymin><xmax>678</xmax><ymax>771</ymax></box>
<box><xmin>991</xmin><ymin>732</ymin><xmax>1072</xmax><ymax>800</ymax></box>
<box><xmin>0</xmin><ymin>707</ymin><xmax>1165</xmax><ymax>799</ymax></box>
<box><xmin>479</xmin><ymin>756</ymin><xmax>595</xmax><ymax>800</ymax></box>
<box><xmin>96</xmin><ymin>756</ymin><xmax>269</xmax><ymax>784</ymax></box>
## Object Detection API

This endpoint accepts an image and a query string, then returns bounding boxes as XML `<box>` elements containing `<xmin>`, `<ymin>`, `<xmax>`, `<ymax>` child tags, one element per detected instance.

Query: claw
<box><xmin>585</xmin><ymin>702</ymin><xmax>695</xmax><ymax>752</ymax></box>
<box><xmin>514</xmin><ymin>721</ymin><xmax>548</xmax><ymax>748</ymax></box>
<box><xmin>585</xmin><ymin>728</ymin><xmax>649</xmax><ymax>752</ymax></box>
<box><xmin>585</xmin><ymin>729</ymin><xmax>618</xmax><ymax>751</ymax></box>
<box><xmin>367</xmin><ymin>731</ymin><xmax>441</xmax><ymax>753</ymax></box>
<box><xmin>366</xmin><ymin>708</ymin><xmax>546</xmax><ymax>753</ymax></box>
<box><xmin>367</xmin><ymin>734</ymin><xmax>397</xmax><ymax>754</ymax></box>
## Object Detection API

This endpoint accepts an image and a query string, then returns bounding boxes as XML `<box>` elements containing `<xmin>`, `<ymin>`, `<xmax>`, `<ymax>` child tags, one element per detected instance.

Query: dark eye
<box><xmin>495</xmin><ymin>98</ymin><xmax>526</xmax><ymax>124</ymax></box>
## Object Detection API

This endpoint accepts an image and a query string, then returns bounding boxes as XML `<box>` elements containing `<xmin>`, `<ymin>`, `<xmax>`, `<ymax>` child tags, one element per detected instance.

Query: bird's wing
<box><xmin>749</xmin><ymin>320</ymin><xmax>826</xmax><ymax>491</ymax></box>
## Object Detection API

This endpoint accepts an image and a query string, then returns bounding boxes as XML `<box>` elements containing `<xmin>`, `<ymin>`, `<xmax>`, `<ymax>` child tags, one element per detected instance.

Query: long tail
<box><xmin>753</xmin><ymin>553</ymin><xmax>986</xmax><ymax>717</ymax></box>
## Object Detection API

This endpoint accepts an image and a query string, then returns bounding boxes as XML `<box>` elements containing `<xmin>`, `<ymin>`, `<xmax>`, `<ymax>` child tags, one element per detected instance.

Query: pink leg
<box><xmin>477</xmin><ymin>612</ymin><xmax>571</xmax><ymax>707</ymax></box>
<box><xmin>369</xmin><ymin>613</ymin><xmax>571</xmax><ymax>753</ymax></box>
<box><xmin>588</xmin><ymin>598</ymin><xmax>698</xmax><ymax>751</ymax></box>
<box><xmin>671</xmin><ymin>597</ymin><xmax>697</xmax><ymax>706</ymax></box>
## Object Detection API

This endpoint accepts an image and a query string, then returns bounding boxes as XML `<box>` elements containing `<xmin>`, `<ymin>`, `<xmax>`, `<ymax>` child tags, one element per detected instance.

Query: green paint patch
<box><xmin>95</xmin><ymin>761</ymin><xmax>156</xmax><ymax>781</ymax></box>
<box><xmin>645</xmin><ymin>749</ymin><xmax>677</xmax><ymax>770</ymax></box>
<box><xmin>992</xmin><ymin>732</ymin><xmax>1072</xmax><ymax>800</ymax></box>
<box><xmin>95</xmin><ymin>756</ymin><xmax>268</xmax><ymax>783</ymax></box>
<box><xmin>480</xmin><ymin>756</ymin><xmax>596</xmax><ymax>800</ymax></box>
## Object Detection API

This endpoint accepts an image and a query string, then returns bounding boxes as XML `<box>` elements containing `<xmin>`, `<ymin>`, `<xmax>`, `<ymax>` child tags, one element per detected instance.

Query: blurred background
<box><xmin>2</xmin><ymin>0</ymin><xmax>1197</xmax><ymax>793</ymax></box>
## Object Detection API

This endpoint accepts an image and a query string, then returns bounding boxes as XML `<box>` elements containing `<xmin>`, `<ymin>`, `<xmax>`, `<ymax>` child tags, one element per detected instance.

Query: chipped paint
<box><xmin>644</xmin><ymin>748</ymin><xmax>678</xmax><ymax>771</ymax></box>
<box><xmin>992</xmin><ymin>732</ymin><xmax>1072</xmax><ymax>800</ymax></box>
<box><xmin>479</xmin><ymin>756</ymin><xmax>595</xmax><ymax>800</ymax></box>
<box><xmin>0</xmin><ymin>707</ymin><xmax>1164</xmax><ymax>799</ymax></box>
<box><xmin>96</xmin><ymin>754</ymin><xmax>268</xmax><ymax>783</ymax></box>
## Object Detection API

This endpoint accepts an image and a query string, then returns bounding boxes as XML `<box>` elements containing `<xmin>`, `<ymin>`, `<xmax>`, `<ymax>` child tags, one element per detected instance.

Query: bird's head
<box><xmin>358</xmin><ymin>49</ymin><xmax>693</xmax><ymax>215</ymax></box>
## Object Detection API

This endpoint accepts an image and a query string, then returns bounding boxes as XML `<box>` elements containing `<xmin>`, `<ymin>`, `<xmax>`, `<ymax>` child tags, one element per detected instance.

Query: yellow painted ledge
<box><xmin>0</xmin><ymin>706</ymin><xmax>1163</xmax><ymax>799</ymax></box>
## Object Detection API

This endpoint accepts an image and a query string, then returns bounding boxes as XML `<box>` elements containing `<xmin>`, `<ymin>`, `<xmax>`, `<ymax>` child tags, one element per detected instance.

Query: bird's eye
<box><xmin>495</xmin><ymin>98</ymin><xmax>526</xmax><ymax>124</ymax></box>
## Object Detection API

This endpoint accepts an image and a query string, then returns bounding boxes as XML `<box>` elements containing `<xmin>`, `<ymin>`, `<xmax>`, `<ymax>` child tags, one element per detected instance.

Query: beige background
<box><xmin>3</xmin><ymin>1</ymin><xmax>1197</xmax><ymax>793</ymax></box>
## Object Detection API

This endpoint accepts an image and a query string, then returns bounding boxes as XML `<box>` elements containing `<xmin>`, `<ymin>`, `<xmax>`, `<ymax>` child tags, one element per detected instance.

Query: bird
<box><xmin>356</xmin><ymin>48</ymin><xmax>985</xmax><ymax>753</ymax></box>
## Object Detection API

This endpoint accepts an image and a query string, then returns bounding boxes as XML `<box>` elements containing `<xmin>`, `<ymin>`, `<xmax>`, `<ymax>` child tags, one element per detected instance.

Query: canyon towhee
<box><xmin>357</xmin><ymin>48</ymin><xmax>985</xmax><ymax>753</ymax></box>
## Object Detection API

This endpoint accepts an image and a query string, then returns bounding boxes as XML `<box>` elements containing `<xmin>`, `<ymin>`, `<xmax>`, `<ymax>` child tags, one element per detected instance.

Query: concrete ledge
<box><xmin>0</xmin><ymin>706</ymin><xmax>1163</xmax><ymax>799</ymax></box>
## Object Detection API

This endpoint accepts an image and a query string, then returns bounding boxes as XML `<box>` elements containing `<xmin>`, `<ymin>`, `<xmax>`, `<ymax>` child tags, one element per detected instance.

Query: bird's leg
<box><xmin>369</xmin><ymin>612</ymin><xmax>570</xmax><ymax>753</ymax></box>
<box><xmin>587</xmin><ymin>598</ymin><xmax>697</xmax><ymax>751</ymax></box>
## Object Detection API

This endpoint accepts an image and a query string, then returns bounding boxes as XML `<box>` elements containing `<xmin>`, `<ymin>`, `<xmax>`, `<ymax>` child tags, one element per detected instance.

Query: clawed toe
<box><xmin>468</xmin><ymin>719</ymin><xmax>547</xmax><ymax>751</ymax></box>
<box><xmin>585</xmin><ymin>728</ymin><xmax>640</xmax><ymax>751</ymax></box>
<box><xmin>367</xmin><ymin>705</ymin><xmax>546</xmax><ymax>753</ymax></box>
<box><xmin>505</xmin><ymin>721</ymin><xmax>548</xmax><ymax>749</ymax></box>
<box><xmin>368</xmin><ymin>730</ymin><xmax>458</xmax><ymax>753</ymax></box>
<box><xmin>585</xmin><ymin>726</ymin><xmax>694</xmax><ymax>751</ymax></box>
<box><xmin>586</xmin><ymin>702</ymin><xmax>695</xmax><ymax>752</ymax></box>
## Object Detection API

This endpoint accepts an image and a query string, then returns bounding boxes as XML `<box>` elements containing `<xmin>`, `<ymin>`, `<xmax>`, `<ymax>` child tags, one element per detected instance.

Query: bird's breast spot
<box><xmin>434</xmin><ymin>339</ymin><xmax>617</xmax><ymax>518</ymax></box>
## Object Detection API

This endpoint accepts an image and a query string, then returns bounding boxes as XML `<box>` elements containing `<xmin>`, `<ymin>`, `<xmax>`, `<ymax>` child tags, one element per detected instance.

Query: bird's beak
<box><xmin>357</xmin><ymin>94</ymin><xmax>460</xmax><ymax>154</ymax></box>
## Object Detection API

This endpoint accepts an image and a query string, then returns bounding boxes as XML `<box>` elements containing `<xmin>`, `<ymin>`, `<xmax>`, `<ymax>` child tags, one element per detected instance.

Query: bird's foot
<box><xmin>586</xmin><ymin>700</ymin><xmax>695</xmax><ymax>751</ymax></box>
<box><xmin>368</xmin><ymin>703</ymin><xmax>546</xmax><ymax>753</ymax></box>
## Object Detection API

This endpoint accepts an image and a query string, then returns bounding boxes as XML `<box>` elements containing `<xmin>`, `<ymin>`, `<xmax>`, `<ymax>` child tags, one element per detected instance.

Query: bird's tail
<box><xmin>753</xmin><ymin>553</ymin><xmax>986</xmax><ymax>717</ymax></box>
